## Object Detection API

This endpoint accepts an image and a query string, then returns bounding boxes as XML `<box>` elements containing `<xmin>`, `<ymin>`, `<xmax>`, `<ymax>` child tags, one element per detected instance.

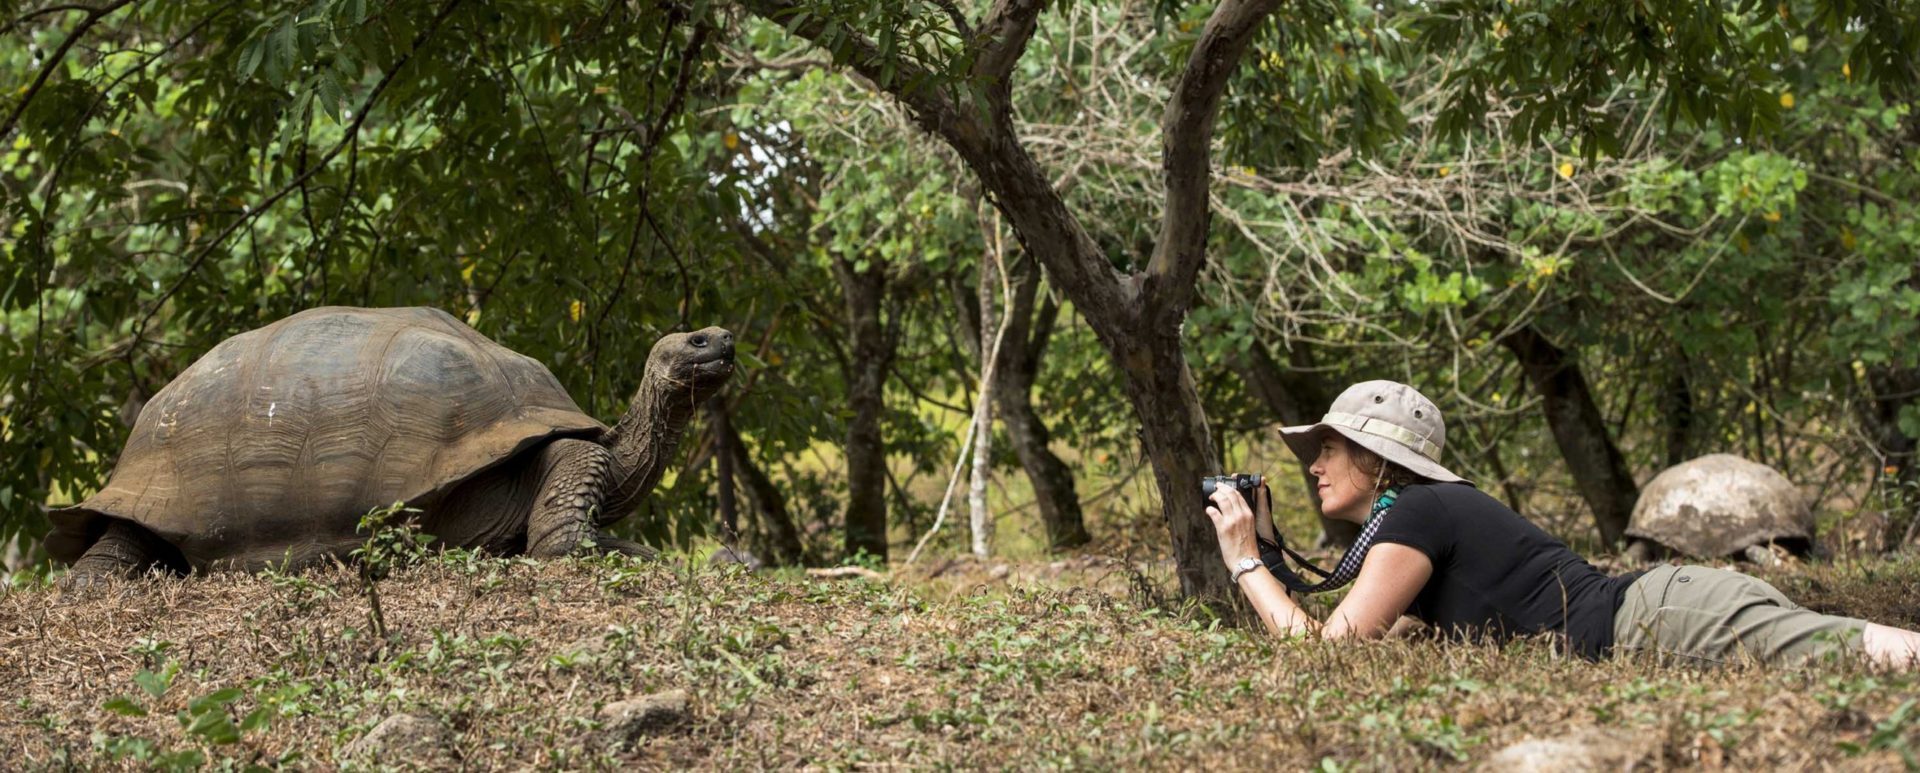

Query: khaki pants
<box><xmin>1612</xmin><ymin>565</ymin><xmax>1867</xmax><ymax>667</ymax></box>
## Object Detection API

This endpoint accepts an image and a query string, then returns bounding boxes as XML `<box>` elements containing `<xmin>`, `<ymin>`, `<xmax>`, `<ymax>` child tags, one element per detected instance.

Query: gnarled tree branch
<box><xmin>1142</xmin><ymin>0</ymin><xmax>1279</xmax><ymax>332</ymax></box>
<box><xmin>970</xmin><ymin>0</ymin><xmax>1046</xmax><ymax>105</ymax></box>
<box><xmin>735</xmin><ymin>0</ymin><xmax>963</xmax><ymax>133</ymax></box>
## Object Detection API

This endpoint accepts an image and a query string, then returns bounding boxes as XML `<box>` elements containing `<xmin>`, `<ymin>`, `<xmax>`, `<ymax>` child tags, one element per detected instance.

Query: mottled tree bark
<box><xmin>1501</xmin><ymin>324</ymin><xmax>1638</xmax><ymax>545</ymax></box>
<box><xmin>836</xmin><ymin>260</ymin><xmax>895</xmax><ymax>561</ymax></box>
<box><xmin>710</xmin><ymin>398</ymin><xmax>740</xmax><ymax>542</ymax></box>
<box><xmin>954</xmin><ymin>254</ymin><xmax>1091</xmax><ymax>551</ymax></box>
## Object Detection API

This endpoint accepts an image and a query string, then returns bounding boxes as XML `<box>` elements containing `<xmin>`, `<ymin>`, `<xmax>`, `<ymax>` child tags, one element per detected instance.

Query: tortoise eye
<box><xmin>690</xmin><ymin>334</ymin><xmax>709</xmax><ymax>348</ymax></box>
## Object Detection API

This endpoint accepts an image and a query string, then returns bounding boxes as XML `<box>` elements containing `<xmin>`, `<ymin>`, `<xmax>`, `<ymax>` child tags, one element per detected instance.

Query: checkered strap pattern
<box><xmin>1258</xmin><ymin>488</ymin><xmax>1399</xmax><ymax>595</ymax></box>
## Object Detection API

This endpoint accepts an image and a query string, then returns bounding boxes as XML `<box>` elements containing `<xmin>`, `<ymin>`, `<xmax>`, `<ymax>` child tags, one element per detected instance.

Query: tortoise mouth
<box><xmin>685</xmin><ymin>357</ymin><xmax>734</xmax><ymax>387</ymax></box>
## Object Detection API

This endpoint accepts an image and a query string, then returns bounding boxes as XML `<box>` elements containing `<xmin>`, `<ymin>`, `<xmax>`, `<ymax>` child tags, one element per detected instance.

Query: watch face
<box><xmin>1238</xmin><ymin>557</ymin><xmax>1260</xmax><ymax>571</ymax></box>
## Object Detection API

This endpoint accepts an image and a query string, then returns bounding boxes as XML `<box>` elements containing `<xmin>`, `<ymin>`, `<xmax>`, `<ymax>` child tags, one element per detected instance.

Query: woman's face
<box><xmin>1310</xmin><ymin>434</ymin><xmax>1376</xmax><ymax>524</ymax></box>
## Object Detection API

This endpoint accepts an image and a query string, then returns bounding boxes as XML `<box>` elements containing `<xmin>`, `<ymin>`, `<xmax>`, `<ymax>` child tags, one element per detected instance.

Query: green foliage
<box><xmin>350</xmin><ymin>501</ymin><xmax>430</xmax><ymax>581</ymax></box>
<box><xmin>91</xmin><ymin>646</ymin><xmax>276</xmax><ymax>771</ymax></box>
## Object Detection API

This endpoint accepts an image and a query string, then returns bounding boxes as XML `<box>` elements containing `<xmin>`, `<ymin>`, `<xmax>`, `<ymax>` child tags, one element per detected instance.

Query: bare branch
<box><xmin>1141</xmin><ymin>0</ymin><xmax>1279</xmax><ymax>331</ymax></box>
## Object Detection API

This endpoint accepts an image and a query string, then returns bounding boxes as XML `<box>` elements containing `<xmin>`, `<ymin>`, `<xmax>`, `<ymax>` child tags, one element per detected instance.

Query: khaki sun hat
<box><xmin>1280</xmin><ymin>380</ymin><xmax>1468</xmax><ymax>484</ymax></box>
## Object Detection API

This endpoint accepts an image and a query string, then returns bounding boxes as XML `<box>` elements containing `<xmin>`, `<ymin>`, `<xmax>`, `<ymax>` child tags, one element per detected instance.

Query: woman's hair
<box><xmin>1346</xmin><ymin>442</ymin><xmax>1429</xmax><ymax>492</ymax></box>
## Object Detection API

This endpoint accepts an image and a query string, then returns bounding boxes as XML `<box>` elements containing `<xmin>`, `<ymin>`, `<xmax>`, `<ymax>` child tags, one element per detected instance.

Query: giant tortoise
<box><xmin>1623</xmin><ymin>454</ymin><xmax>1816</xmax><ymax>565</ymax></box>
<box><xmin>50</xmin><ymin>306</ymin><xmax>733</xmax><ymax>581</ymax></box>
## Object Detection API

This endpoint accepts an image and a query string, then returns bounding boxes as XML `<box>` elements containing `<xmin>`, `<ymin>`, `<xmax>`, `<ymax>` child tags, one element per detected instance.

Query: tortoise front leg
<box><xmin>62</xmin><ymin>520</ymin><xmax>167</xmax><ymax>588</ymax></box>
<box><xmin>524</xmin><ymin>439</ymin><xmax>654</xmax><ymax>559</ymax></box>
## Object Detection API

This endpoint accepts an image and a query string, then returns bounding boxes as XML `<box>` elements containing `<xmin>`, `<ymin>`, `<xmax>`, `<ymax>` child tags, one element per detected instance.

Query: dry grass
<box><xmin>4</xmin><ymin>553</ymin><xmax>1920</xmax><ymax>771</ymax></box>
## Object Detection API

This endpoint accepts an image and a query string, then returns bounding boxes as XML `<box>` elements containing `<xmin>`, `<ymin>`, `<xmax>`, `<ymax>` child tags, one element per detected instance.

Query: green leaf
<box><xmin>134</xmin><ymin>666</ymin><xmax>175</xmax><ymax>700</ymax></box>
<box><xmin>188</xmin><ymin>687</ymin><xmax>244</xmax><ymax>713</ymax></box>
<box><xmin>102</xmin><ymin>695</ymin><xmax>148</xmax><ymax>717</ymax></box>
<box><xmin>237</xmin><ymin>38</ymin><xmax>267</xmax><ymax>79</ymax></box>
<box><xmin>184</xmin><ymin>707</ymin><xmax>241</xmax><ymax>745</ymax></box>
<box><xmin>239</xmin><ymin>706</ymin><xmax>273</xmax><ymax>733</ymax></box>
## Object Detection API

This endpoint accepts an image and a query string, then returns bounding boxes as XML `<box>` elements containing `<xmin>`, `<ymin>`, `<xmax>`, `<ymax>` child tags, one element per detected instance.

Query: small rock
<box><xmin>341</xmin><ymin>713</ymin><xmax>455</xmax><ymax>766</ymax></box>
<box><xmin>596</xmin><ymin>690</ymin><xmax>689</xmax><ymax>747</ymax></box>
<box><xmin>558</xmin><ymin>634</ymin><xmax>613</xmax><ymax>667</ymax></box>
<box><xmin>707</xmin><ymin>547</ymin><xmax>764</xmax><ymax>570</ymax></box>
<box><xmin>1484</xmin><ymin>727</ymin><xmax>1651</xmax><ymax>772</ymax></box>
<box><xmin>987</xmin><ymin>564</ymin><xmax>1011</xmax><ymax>580</ymax></box>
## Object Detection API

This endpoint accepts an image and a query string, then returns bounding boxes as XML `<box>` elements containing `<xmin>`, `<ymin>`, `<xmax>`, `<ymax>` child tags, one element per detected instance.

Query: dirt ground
<box><xmin>4</xmin><ymin>553</ymin><xmax>1919</xmax><ymax>770</ymax></box>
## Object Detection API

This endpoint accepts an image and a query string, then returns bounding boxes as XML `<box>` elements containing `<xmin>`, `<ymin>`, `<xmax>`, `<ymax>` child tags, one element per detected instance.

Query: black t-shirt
<box><xmin>1364</xmin><ymin>483</ymin><xmax>1644</xmax><ymax>660</ymax></box>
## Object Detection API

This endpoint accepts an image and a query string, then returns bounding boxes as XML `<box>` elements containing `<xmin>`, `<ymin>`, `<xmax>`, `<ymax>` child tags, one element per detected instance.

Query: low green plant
<box><xmin>349</xmin><ymin>501</ymin><xmax>430</xmax><ymax>644</ymax></box>
<box><xmin>95</xmin><ymin>653</ymin><xmax>274</xmax><ymax>771</ymax></box>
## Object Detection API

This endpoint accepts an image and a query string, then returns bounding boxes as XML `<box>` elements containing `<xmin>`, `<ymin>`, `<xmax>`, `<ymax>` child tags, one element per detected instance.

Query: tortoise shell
<box><xmin>48</xmin><ymin>306</ymin><xmax>606</xmax><ymax>570</ymax></box>
<box><xmin>1625</xmin><ymin>453</ymin><xmax>1815</xmax><ymax>558</ymax></box>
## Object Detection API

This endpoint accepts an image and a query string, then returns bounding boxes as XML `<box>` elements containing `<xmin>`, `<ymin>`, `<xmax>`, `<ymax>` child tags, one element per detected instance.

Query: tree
<box><xmin>733</xmin><ymin>0</ymin><xmax>1920</xmax><ymax>599</ymax></box>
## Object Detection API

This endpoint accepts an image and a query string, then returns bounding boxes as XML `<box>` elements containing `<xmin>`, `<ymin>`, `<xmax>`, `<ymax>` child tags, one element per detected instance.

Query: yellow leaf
<box><xmin>466</xmin><ymin>308</ymin><xmax>482</xmax><ymax>326</ymax></box>
<box><xmin>1492</xmin><ymin>19</ymin><xmax>1508</xmax><ymax>37</ymax></box>
<box><xmin>1556</xmin><ymin>162</ymin><xmax>1574</xmax><ymax>180</ymax></box>
<box><xmin>593</xmin><ymin>85</ymin><xmax>611</xmax><ymax>95</ymax></box>
<box><xmin>1438</xmin><ymin>165</ymin><xmax>1452</xmax><ymax>178</ymax></box>
<box><xmin>1778</xmin><ymin>2</ymin><xmax>1789</xmax><ymax>20</ymax></box>
<box><xmin>723</xmin><ymin>132</ymin><xmax>739</xmax><ymax>150</ymax></box>
<box><xmin>1763</xmin><ymin>209</ymin><xmax>1782</xmax><ymax>223</ymax></box>
<box><xmin>768</xmin><ymin>352</ymin><xmax>784</xmax><ymax>366</ymax></box>
<box><xmin>460</xmin><ymin>258</ymin><xmax>477</xmax><ymax>283</ymax></box>
<box><xmin>569</xmin><ymin>299</ymin><xmax>584</xmax><ymax>323</ymax></box>
<box><xmin>1778</xmin><ymin>91</ymin><xmax>1795</xmax><ymax>109</ymax></box>
<box><xmin>1841</xmin><ymin>226</ymin><xmax>1857</xmax><ymax>250</ymax></box>
<box><xmin>1843</xmin><ymin>62</ymin><xmax>1852</xmax><ymax>80</ymax></box>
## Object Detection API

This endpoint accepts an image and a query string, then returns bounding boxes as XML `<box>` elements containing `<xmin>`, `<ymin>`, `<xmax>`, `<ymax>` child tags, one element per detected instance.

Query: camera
<box><xmin>1200</xmin><ymin>473</ymin><xmax>1264</xmax><ymax>509</ymax></box>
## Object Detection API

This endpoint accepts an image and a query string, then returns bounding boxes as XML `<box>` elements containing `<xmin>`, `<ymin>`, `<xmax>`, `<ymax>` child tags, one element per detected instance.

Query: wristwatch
<box><xmin>1230</xmin><ymin>556</ymin><xmax>1263</xmax><ymax>584</ymax></box>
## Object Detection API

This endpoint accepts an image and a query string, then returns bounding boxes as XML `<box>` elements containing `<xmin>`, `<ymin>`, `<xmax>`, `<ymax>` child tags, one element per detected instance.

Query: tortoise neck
<box><xmin>604</xmin><ymin>376</ymin><xmax>703</xmax><ymax>516</ymax></box>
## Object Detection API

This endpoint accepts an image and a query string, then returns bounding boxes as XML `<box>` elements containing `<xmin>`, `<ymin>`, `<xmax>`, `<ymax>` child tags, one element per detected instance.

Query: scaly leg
<box><xmin>524</xmin><ymin>439</ymin><xmax>654</xmax><ymax>559</ymax></box>
<box><xmin>62</xmin><ymin>520</ymin><xmax>167</xmax><ymax>589</ymax></box>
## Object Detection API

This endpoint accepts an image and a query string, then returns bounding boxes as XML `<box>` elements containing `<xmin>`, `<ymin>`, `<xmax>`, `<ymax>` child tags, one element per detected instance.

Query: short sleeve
<box><xmin>1368</xmin><ymin>485</ymin><xmax>1453</xmax><ymax>565</ymax></box>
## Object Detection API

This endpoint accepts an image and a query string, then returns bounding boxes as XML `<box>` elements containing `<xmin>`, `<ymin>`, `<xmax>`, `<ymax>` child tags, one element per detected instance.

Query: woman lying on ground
<box><xmin>1207</xmin><ymin>380</ymin><xmax>1920</xmax><ymax>668</ymax></box>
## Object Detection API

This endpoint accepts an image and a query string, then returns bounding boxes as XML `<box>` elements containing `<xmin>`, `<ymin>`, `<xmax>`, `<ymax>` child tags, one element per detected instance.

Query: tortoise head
<box><xmin>646</xmin><ymin>326</ymin><xmax>736</xmax><ymax>400</ymax></box>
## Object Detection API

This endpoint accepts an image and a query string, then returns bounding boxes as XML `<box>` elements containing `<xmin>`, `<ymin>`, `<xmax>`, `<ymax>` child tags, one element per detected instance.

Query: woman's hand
<box><xmin>1206</xmin><ymin>486</ymin><xmax>1261</xmax><ymax>569</ymax></box>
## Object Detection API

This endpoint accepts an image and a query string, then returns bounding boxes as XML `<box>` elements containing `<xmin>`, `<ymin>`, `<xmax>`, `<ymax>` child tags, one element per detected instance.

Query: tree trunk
<box><xmin>1662</xmin><ymin>346</ymin><xmax>1694</xmax><ymax>469</ymax></box>
<box><xmin>1121</xmin><ymin>331</ymin><xmax>1227</xmax><ymax>598</ymax></box>
<box><xmin>953</xmin><ymin>254</ymin><xmax>1091</xmax><ymax>551</ymax></box>
<box><xmin>710</xmin><ymin>398</ymin><xmax>740</xmax><ymax>543</ymax></box>
<box><xmin>1501</xmin><ymin>324</ymin><xmax>1638</xmax><ymax>545</ymax></box>
<box><xmin>837</xmin><ymin>260</ymin><xmax>894</xmax><ymax>561</ymax></box>
<box><xmin>742</xmin><ymin>0</ymin><xmax>1279</xmax><ymax>602</ymax></box>
<box><xmin>1230</xmin><ymin>342</ymin><xmax>1357</xmax><ymax>546</ymax></box>
<box><xmin>969</xmin><ymin>241</ymin><xmax>999</xmax><ymax>557</ymax></box>
<box><xmin>720</xmin><ymin>416</ymin><xmax>808</xmax><ymax>566</ymax></box>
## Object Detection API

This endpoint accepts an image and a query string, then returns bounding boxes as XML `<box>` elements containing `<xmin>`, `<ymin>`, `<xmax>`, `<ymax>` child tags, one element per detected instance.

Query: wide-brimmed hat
<box><xmin>1280</xmin><ymin>380</ymin><xmax>1468</xmax><ymax>484</ymax></box>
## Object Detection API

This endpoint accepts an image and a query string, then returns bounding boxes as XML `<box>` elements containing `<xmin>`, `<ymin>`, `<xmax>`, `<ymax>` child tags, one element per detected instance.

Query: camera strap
<box><xmin>1258</xmin><ymin>487</ymin><xmax>1400</xmax><ymax>594</ymax></box>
